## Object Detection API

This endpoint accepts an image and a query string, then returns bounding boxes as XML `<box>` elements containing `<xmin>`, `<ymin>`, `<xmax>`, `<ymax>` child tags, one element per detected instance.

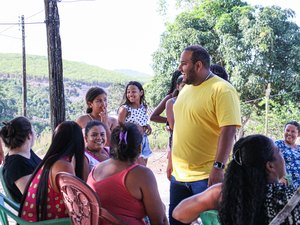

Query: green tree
<box><xmin>217</xmin><ymin>6</ymin><xmax>300</xmax><ymax>103</ymax></box>
<box><xmin>151</xmin><ymin>0</ymin><xmax>300</xmax><ymax>108</ymax></box>
<box><xmin>150</xmin><ymin>0</ymin><xmax>300</xmax><ymax>138</ymax></box>
<box><xmin>150</xmin><ymin>0</ymin><xmax>247</xmax><ymax>105</ymax></box>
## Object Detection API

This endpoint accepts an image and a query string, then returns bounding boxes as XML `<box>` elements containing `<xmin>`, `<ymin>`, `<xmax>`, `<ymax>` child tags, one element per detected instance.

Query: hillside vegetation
<box><xmin>0</xmin><ymin>53</ymin><xmax>152</xmax><ymax>83</ymax></box>
<box><xmin>0</xmin><ymin>53</ymin><xmax>154</xmax><ymax>133</ymax></box>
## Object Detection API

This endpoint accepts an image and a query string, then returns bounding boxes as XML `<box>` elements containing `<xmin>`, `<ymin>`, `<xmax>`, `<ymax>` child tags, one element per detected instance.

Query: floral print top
<box><xmin>265</xmin><ymin>183</ymin><xmax>300</xmax><ymax>224</ymax></box>
<box><xmin>275</xmin><ymin>140</ymin><xmax>300</xmax><ymax>188</ymax></box>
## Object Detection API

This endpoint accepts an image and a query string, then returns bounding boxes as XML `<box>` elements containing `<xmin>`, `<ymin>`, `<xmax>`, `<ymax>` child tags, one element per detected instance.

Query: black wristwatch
<box><xmin>213</xmin><ymin>161</ymin><xmax>225</xmax><ymax>170</ymax></box>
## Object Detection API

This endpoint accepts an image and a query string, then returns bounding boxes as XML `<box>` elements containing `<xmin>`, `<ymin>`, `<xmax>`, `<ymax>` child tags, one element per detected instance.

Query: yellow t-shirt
<box><xmin>172</xmin><ymin>76</ymin><xmax>241</xmax><ymax>182</ymax></box>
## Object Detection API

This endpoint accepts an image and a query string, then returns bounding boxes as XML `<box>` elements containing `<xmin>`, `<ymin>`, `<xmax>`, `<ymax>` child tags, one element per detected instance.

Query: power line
<box><xmin>0</xmin><ymin>25</ymin><xmax>16</xmax><ymax>35</ymax></box>
<box><xmin>0</xmin><ymin>21</ymin><xmax>45</xmax><ymax>39</ymax></box>
<box><xmin>25</xmin><ymin>21</ymin><xmax>45</xmax><ymax>24</ymax></box>
<box><xmin>25</xmin><ymin>9</ymin><xmax>44</xmax><ymax>20</ymax></box>
<box><xmin>60</xmin><ymin>0</ymin><xmax>96</xmax><ymax>2</ymax></box>
<box><xmin>0</xmin><ymin>21</ymin><xmax>45</xmax><ymax>26</ymax></box>
<box><xmin>0</xmin><ymin>33</ymin><xmax>21</xmax><ymax>39</ymax></box>
<box><xmin>0</xmin><ymin>22</ymin><xmax>20</xmax><ymax>26</ymax></box>
<box><xmin>0</xmin><ymin>9</ymin><xmax>45</xmax><ymax>35</ymax></box>
<box><xmin>243</xmin><ymin>90</ymin><xmax>300</xmax><ymax>104</ymax></box>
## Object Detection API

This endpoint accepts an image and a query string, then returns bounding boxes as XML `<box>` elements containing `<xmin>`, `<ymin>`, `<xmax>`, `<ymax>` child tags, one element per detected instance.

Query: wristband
<box><xmin>213</xmin><ymin>161</ymin><xmax>225</xmax><ymax>170</ymax></box>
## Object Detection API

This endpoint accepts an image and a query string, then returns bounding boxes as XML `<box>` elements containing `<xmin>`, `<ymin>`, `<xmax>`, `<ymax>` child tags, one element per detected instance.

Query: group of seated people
<box><xmin>0</xmin><ymin>116</ymin><xmax>168</xmax><ymax>225</ymax></box>
<box><xmin>0</xmin><ymin>110</ymin><xmax>299</xmax><ymax>224</ymax></box>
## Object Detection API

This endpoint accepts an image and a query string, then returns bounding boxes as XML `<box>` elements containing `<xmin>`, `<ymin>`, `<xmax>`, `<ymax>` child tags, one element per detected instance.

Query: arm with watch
<box><xmin>208</xmin><ymin>125</ymin><xmax>237</xmax><ymax>186</ymax></box>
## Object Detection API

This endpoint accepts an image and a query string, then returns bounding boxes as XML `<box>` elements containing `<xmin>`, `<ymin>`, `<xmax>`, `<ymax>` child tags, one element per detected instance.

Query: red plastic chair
<box><xmin>56</xmin><ymin>172</ymin><xmax>127</xmax><ymax>225</ymax></box>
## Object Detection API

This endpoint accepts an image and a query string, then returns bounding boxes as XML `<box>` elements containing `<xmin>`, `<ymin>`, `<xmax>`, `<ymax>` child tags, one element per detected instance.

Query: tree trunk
<box><xmin>44</xmin><ymin>0</ymin><xmax>65</xmax><ymax>131</ymax></box>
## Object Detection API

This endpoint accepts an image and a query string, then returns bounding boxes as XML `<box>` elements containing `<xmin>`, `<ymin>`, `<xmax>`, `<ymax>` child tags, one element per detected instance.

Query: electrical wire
<box><xmin>0</xmin><ymin>23</ymin><xmax>17</xmax><ymax>34</ymax></box>
<box><xmin>26</xmin><ymin>9</ymin><xmax>44</xmax><ymax>20</ymax></box>
<box><xmin>0</xmin><ymin>33</ymin><xmax>21</xmax><ymax>39</ymax></box>
<box><xmin>0</xmin><ymin>21</ymin><xmax>44</xmax><ymax>26</ymax></box>
<box><xmin>0</xmin><ymin>9</ymin><xmax>45</xmax><ymax>35</ymax></box>
<box><xmin>60</xmin><ymin>0</ymin><xmax>96</xmax><ymax>2</ymax></box>
<box><xmin>243</xmin><ymin>90</ymin><xmax>300</xmax><ymax>103</ymax></box>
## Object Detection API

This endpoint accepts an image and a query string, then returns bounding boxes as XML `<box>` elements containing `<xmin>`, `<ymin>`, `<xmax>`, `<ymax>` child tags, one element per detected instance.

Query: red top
<box><xmin>21</xmin><ymin>167</ymin><xmax>68</xmax><ymax>222</ymax></box>
<box><xmin>87</xmin><ymin>164</ymin><xmax>146</xmax><ymax>225</ymax></box>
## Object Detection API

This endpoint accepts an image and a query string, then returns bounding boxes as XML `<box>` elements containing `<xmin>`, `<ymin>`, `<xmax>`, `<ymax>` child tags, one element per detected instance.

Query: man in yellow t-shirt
<box><xmin>168</xmin><ymin>45</ymin><xmax>241</xmax><ymax>225</ymax></box>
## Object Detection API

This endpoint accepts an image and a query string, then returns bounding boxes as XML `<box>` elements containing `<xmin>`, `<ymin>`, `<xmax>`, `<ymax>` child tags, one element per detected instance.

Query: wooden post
<box><xmin>264</xmin><ymin>83</ymin><xmax>271</xmax><ymax>135</ymax></box>
<box><xmin>21</xmin><ymin>15</ymin><xmax>27</xmax><ymax>117</ymax></box>
<box><xmin>44</xmin><ymin>0</ymin><xmax>65</xmax><ymax>131</ymax></box>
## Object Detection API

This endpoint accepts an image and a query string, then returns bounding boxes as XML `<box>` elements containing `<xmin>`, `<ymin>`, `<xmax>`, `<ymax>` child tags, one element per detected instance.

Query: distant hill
<box><xmin>0</xmin><ymin>53</ymin><xmax>151</xmax><ymax>83</ymax></box>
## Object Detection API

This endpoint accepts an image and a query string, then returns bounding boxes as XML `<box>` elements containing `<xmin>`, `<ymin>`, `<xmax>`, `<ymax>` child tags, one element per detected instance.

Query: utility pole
<box><xmin>44</xmin><ymin>0</ymin><xmax>65</xmax><ymax>131</ymax></box>
<box><xmin>264</xmin><ymin>83</ymin><xmax>271</xmax><ymax>135</ymax></box>
<box><xmin>21</xmin><ymin>15</ymin><xmax>27</xmax><ymax>117</ymax></box>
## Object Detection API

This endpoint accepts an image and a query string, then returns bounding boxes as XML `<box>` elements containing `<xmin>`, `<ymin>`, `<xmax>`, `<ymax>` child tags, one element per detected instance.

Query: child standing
<box><xmin>118</xmin><ymin>81</ymin><xmax>152</xmax><ymax>165</ymax></box>
<box><xmin>76</xmin><ymin>87</ymin><xmax>118</xmax><ymax>145</ymax></box>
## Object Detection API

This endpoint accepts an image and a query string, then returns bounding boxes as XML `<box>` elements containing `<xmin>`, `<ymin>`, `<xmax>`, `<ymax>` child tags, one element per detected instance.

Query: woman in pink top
<box><xmin>87</xmin><ymin>123</ymin><xmax>168</xmax><ymax>225</ymax></box>
<box><xmin>19</xmin><ymin>121</ymin><xmax>87</xmax><ymax>222</ymax></box>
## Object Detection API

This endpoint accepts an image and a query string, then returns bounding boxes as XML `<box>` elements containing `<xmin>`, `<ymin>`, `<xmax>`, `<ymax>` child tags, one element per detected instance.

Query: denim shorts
<box><xmin>141</xmin><ymin>134</ymin><xmax>152</xmax><ymax>158</ymax></box>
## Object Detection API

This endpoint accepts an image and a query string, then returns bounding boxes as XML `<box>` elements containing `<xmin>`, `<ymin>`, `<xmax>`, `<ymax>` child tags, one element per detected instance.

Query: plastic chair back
<box><xmin>56</xmin><ymin>172</ymin><xmax>126</xmax><ymax>225</ymax></box>
<box><xmin>0</xmin><ymin>193</ymin><xmax>72</xmax><ymax>225</ymax></box>
<box><xmin>200</xmin><ymin>210</ymin><xmax>220</xmax><ymax>225</ymax></box>
<box><xmin>0</xmin><ymin>166</ymin><xmax>18</xmax><ymax>202</ymax></box>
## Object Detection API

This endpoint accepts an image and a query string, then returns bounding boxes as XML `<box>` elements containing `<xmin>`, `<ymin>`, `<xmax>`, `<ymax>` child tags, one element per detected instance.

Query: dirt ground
<box><xmin>148</xmin><ymin>150</ymin><xmax>168</xmax><ymax>174</ymax></box>
<box><xmin>147</xmin><ymin>151</ymin><xmax>170</xmax><ymax>210</ymax></box>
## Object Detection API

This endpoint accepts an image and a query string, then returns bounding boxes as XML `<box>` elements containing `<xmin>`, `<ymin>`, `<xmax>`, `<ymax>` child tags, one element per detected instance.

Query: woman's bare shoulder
<box><xmin>128</xmin><ymin>165</ymin><xmax>155</xmax><ymax>183</ymax></box>
<box><xmin>76</xmin><ymin>114</ymin><xmax>89</xmax><ymax>128</ymax></box>
<box><xmin>52</xmin><ymin>159</ymin><xmax>74</xmax><ymax>174</ymax></box>
<box><xmin>166</xmin><ymin>97</ymin><xmax>175</xmax><ymax>108</ymax></box>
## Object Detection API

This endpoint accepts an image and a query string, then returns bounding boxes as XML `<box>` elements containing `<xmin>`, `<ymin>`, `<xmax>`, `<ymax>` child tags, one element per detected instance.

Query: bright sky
<box><xmin>0</xmin><ymin>0</ymin><xmax>299</xmax><ymax>75</ymax></box>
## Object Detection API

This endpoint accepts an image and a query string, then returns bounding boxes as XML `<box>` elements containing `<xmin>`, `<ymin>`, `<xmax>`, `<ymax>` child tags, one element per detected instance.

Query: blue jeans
<box><xmin>169</xmin><ymin>176</ymin><xmax>208</xmax><ymax>225</ymax></box>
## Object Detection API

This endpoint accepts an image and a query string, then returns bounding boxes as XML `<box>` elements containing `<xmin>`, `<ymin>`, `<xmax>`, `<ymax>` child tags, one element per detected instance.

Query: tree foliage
<box><xmin>219</xmin><ymin>5</ymin><xmax>300</xmax><ymax>103</ymax></box>
<box><xmin>246</xmin><ymin>100</ymin><xmax>300</xmax><ymax>139</ymax></box>
<box><xmin>150</xmin><ymin>0</ymin><xmax>300</xmax><ymax>108</ymax></box>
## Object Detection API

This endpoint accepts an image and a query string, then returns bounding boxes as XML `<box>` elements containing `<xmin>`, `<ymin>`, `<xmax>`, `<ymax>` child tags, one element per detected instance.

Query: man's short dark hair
<box><xmin>210</xmin><ymin>64</ymin><xmax>229</xmax><ymax>81</ymax></box>
<box><xmin>184</xmin><ymin>45</ymin><xmax>210</xmax><ymax>69</ymax></box>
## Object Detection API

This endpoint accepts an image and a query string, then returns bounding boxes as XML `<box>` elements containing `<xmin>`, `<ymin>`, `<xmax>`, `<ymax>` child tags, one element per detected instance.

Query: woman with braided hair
<box><xmin>173</xmin><ymin>134</ymin><xmax>300</xmax><ymax>225</ymax></box>
<box><xmin>0</xmin><ymin>116</ymin><xmax>41</xmax><ymax>203</ymax></box>
<box><xmin>87</xmin><ymin>122</ymin><xmax>168</xmax><ymax>225</ymax></box>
